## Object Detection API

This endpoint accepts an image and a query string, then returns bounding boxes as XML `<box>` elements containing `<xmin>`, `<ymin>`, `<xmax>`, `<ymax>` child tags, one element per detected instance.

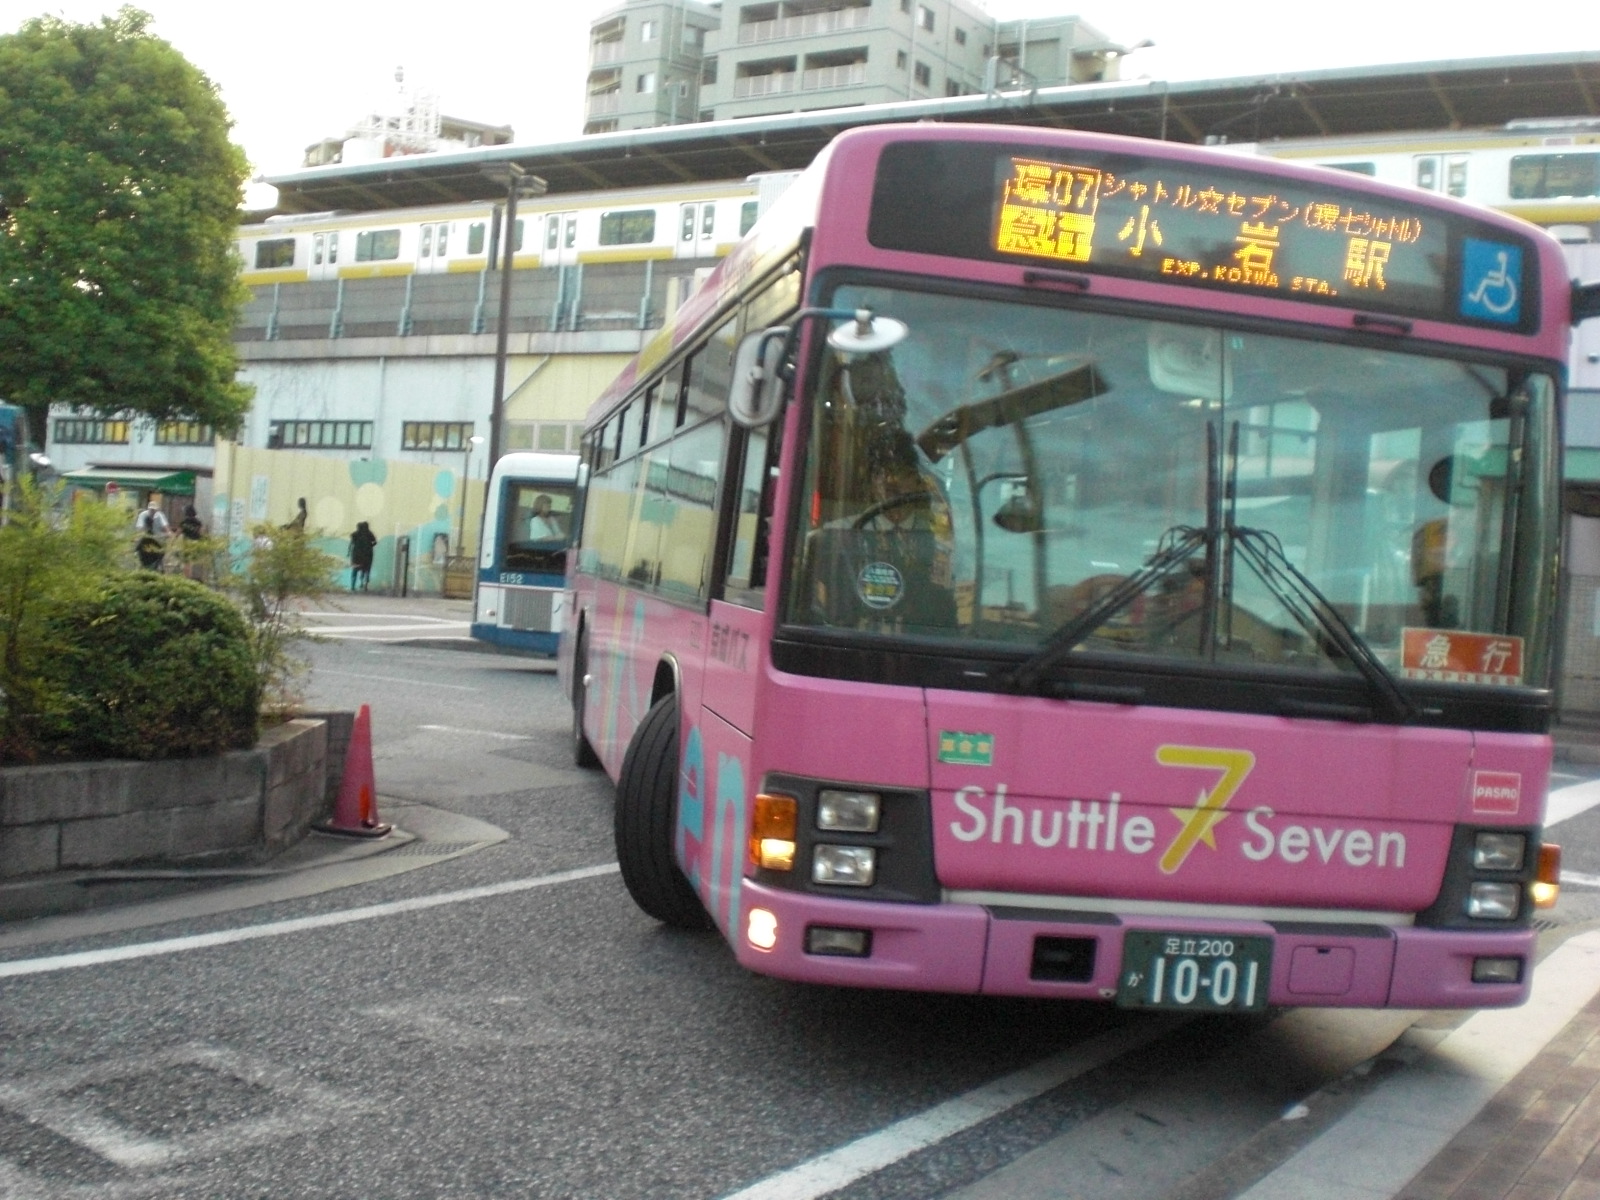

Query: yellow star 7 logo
<box><xmin>1156</xmin><ymin>746</ymin><xmax>1257</xmax><ymax>875</ymax></box>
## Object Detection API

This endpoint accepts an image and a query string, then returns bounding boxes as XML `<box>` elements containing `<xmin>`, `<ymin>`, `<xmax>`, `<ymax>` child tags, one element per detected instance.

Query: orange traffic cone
<box><xmin>315</xmin><ymin>704</ymin><xmax>392</xmax><ymax>838</ymax></box>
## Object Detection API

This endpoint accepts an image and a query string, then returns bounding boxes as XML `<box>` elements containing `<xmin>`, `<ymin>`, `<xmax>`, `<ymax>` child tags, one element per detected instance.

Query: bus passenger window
<box><xmin>725</xmin><ymin>423</ymin><xmax>782</xmax><ymax>605</ymax></box>
<box><xmin>683</xmin><ymin>319</ymin><xmax>739</xmax><ymax>420</ymax></box>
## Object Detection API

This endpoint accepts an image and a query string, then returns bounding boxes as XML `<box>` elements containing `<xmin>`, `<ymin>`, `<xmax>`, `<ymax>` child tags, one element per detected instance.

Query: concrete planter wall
<box><xmin>0</xmin><ymin>712</ymin><xmax>354</xmax><ymax>880</ymax></box>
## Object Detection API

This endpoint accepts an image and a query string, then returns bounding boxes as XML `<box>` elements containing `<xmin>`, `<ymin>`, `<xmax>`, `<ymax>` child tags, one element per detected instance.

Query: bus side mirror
<box><xmin>729</xmin><ymin>326</ymin><xmax>789</xmax><ymax>428</ymax></box>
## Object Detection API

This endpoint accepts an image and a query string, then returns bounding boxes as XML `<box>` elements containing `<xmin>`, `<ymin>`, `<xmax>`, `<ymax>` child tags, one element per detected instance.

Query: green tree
<box><xmin>0</xmin><ymin>7</ymin><xmax>252</xmax><ymax>435</ymax></box>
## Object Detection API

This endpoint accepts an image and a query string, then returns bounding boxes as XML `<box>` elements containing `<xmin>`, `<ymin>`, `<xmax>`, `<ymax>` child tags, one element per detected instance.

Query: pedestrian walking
<box><xmin>178</xmin><ymin>504</ymin><xmax>205</xmax><ymax>580</ymax></box>
<box><xmin>348</xmin><ymin>521</ymin><xmax>377</xmax><ymax>592</ymax></box>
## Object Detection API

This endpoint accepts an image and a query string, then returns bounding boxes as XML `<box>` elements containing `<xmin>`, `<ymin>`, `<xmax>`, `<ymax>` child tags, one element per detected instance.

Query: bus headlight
<box><xmin>1466</xmin><ymin>881</ymin><xmax>1521</xmax><ymax>920</ymax></box>
<box><xmin>812</xmin><ymin>845</ymin><xmax>876</xmax><ymax>886</ymax></box>
<box><xmin>1472</xmin><ymin>831</ymin><xmax>1526</xmax><ymax>871</ymax></box>
<box><xmin>817</xmin><ymin>789</ymin><xmax>881</xmax><ymax>832</ymax></box>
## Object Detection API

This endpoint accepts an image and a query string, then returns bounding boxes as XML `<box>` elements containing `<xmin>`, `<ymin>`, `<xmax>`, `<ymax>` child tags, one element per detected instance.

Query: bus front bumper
<box><xmin>731</xmin><ymin>881</ymin><xmax>1536</xmax><ymax>1009</ymax></box>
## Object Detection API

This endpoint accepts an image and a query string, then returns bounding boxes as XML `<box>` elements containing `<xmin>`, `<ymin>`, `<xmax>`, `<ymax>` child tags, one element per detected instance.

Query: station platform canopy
<box><xmin>259</xmin><ymin>51</ymin><xmax>1600</xmax><ymax>215</ymax></box>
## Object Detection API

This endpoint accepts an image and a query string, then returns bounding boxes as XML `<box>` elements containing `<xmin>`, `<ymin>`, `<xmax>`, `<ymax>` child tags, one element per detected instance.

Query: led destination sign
<box><xmin>867</xmin><ymin>141</ymin><xmax>1536</xmax><ymax>328</ymax></box>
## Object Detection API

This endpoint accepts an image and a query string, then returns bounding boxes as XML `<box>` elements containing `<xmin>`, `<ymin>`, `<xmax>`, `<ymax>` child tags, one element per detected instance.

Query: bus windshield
<box><xmin>784</xmin><ymin>282</ymin><xmax>1557</xmax><ymax>691</ymax></box>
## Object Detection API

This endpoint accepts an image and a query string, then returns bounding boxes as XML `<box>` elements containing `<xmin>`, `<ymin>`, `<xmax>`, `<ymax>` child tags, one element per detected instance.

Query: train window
<box><xmin>437</xmin><ymin>224</ymin><xmax>449</xmax><ymax>255</ymax></box>
<box><xmin>468</xmin><ymin>223</ymin><xmax>486</xmax><ymax>255</ymax></box>
<box><xmin>740</xmin><ymin>201</ymin><xmax>760</xmax><ymax>236</ymax></box>
<box><xmin>565</xmin><ymin>217</ymin><xmax>577</xmax><ymax>249</ymax></box>
<box><xmin>355</xmin><ymin>229</ymin><xmax>401</xmax><ymax>261</ymax></box>
<box><xmin>681</xmin><ymin>204</ymin><xmax>697</xmax><ymax>242</ymax></box>
<box><xmin>420</xmin><ymin>225</ymin><xmax>433</xmax><ymax>257</ymax></box>
<box><xmin>313</xmin><ymin>234</ymin><xmax>324</xmax><ymax>266</ymax></box>
<box><xmin>547</xmin><ymin>215</ymin><xmax>560</xmax><ymax>251</ymax></box>
<box><xmin>1510</xmin><ymin>152</ymin><xmax>1600</xmax><ymax>199</ymax></box>
<box><xmin>254</xmin><ymin>238</ymin><xmax>296</xmax><ymax>269</ymax></box>
<box><xmin>1414</xmin><ymin>156</ymin><xmax>1440</xmax><ymax>191</ymax></box>
<box><xmin>600</xmin><ymin>209</ymin><xmax>656</xmax><ymax>246</ymax></box>
<box><xmin>328</xmin><ymin>232</ymin><xmax>338</xmax><ymax>264</ymax></box>
<box><xmin>514</xmin><ymin>219</ymin><xmax>525</xmax><ymax>252</ymax></box>
<box><xmin>702</xmin><ymin>204</ymin><xmax>715</xmax><ymax>238</ymax></box>
<box><xmin>1323</xmin><ymin>162</ymin><xmax>1376</xmax><ymax>176</ymax></box>
<box><xmin>1446</xmin><ymin>156</ymin><xmax>1468</xmax><ymax>198</ymax></box>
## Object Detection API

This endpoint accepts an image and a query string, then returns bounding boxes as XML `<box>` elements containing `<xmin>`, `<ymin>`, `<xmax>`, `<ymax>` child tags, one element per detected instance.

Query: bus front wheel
<box><xmin>615</xmin><ymin>695</ymin><xmax>712</xmax><ymax>930</ymax></box>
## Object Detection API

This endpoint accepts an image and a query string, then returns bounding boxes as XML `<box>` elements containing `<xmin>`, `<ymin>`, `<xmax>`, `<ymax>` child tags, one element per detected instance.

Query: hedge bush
<box><xmin>33</xmin><ymin>572</ymin><xmax>260</xmax><ymax>760</ymax></box>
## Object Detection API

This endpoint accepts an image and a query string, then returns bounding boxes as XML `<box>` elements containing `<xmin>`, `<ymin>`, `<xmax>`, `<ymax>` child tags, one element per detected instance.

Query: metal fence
<box><xmin>237</xmin><ymin>259</ymin><xmax>714</xmax><ymax>343</ymax></box>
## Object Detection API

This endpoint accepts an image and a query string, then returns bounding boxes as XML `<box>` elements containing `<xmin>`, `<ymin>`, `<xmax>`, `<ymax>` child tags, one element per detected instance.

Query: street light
<box><xmin>457</xmin><ymin>434</ymin><xmax>485</xmax><ymax>555</ymax></box>
<box><xmin>480</xmin><ymin>162</ymin><xmax>548</xmax><ymax>480</ymax></box>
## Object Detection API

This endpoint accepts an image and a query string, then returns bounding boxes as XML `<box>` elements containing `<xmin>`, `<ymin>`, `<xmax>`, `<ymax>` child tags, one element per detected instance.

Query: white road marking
<box><xmin>313</xmin><ymin>668</ymin><xmax>476</xmax><ymax>691</ymax></box>
<box><xmin>0</xmin><ymin>863</ymin><xmax>620</xmax><ymax>980</ymax></box>
<box><xmin>717</xmin><ymin>1016</ymin><xmax>1186</xmax><ymax>1200</ymax></box>
<box><xmin>418</xmin><ymin>724</ymin><xmax>533</xmax><ymax>740</ymax></box>
<box><xmin>307</xmin><ymin>630</ymin><xmax>467</xmax><ymax>640</ymax></box>
<box><xmin>1545</xmin><ymin>777</ymin><xmax>1600</xmax><ymax>827</ymax></box>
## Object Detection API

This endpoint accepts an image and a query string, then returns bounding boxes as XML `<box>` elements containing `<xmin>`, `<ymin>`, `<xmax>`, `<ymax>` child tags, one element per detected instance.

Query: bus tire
<box><xmin>615</xmin><ymin>694</ymin><xmax>712</xmax><ymax>930</ymax></box>
<box><xmin>572</xmin><ymin>634</ymin><xmax>601</xmax><ymax>769</ymax></box>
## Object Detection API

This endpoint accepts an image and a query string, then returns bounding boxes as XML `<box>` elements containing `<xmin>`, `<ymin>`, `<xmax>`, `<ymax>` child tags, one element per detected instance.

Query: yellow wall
<box><xmin>212</xmin><ymin>441</ymin><xmax>484</xmax><ymax>595</ymax></box>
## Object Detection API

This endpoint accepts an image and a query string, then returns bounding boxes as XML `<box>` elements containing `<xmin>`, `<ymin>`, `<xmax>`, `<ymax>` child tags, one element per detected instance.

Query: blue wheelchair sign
<box><xmin>1460</xmin><ymin>238</ymin><xmax>1523</xmax><ymax>325</ymax></box>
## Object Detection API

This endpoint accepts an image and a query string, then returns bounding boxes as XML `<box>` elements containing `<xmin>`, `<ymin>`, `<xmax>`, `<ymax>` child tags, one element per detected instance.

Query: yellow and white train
<box><xmin>1243</xmin><ymin>118</ymin><xmax>1600</xmax><ymax>234</ymax></box>
<box><xmin>236</xmin><ymin>174</ymin><xmax>797</xmax><ymax>286</ymax></box>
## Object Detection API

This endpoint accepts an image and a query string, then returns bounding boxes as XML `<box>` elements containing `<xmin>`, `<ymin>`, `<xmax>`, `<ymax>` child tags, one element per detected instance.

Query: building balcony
<box><xmin>801</xmin><ymin>61</ymin><xmax>867</xmax><ymax>90</ymax></box>
<box><xmin>591</xmin><ymin>39</ymin><xmax>624</xmax><ymax>65</ymax></box>
<box><xmin>733</xmin><ymin>72</ymin><xmax>799</xmax><ymax>98</ymax></box>
<box><xmin>588</xmin><ymin>92</ymin><xmax>621</xmax><ymax>116</ymax></box>
<box><xmin>738</xmin><ymin>5</ymin><xmax>870</xmax><ymax>44</ymax></box>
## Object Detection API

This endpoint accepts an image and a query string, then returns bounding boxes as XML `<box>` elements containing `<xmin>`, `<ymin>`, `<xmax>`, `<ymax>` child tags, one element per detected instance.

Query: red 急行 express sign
<box><xmin>1400</xmin><ymin>628</ymin><xmax>1523</xmax><ymax>686</ymax></box>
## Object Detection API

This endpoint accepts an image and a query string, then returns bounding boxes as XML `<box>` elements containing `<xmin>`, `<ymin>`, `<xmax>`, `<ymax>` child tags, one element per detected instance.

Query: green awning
<box><xmin>60</xmin><ymin>467</ymin><xmax>196</xmax><ymax>496</ymax></box>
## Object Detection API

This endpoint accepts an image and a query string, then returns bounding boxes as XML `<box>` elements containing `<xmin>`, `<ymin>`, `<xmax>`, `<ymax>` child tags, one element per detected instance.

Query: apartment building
<box><xmin>584</xmin><ymin>0</ymin><xmax>1126</xmax><ymax>133</ymax></box>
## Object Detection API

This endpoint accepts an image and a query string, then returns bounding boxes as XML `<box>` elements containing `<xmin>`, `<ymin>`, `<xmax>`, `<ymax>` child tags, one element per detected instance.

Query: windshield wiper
<box><xmin>1006</xmin><ymin>524</ymin><xmax>1210</xmax><ymax>693</ymax></box>
<box><xmin>1228</xmin><ymin>524</ymin><xmax>1416</xmax><ymax>722</ymax></box>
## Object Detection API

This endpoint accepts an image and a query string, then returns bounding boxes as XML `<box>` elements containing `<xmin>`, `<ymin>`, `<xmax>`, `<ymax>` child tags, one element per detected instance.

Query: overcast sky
<box><xmin>1</xmin><ymin>0</ymin><xmax>1595</xmax><ymax>193</ymax></box>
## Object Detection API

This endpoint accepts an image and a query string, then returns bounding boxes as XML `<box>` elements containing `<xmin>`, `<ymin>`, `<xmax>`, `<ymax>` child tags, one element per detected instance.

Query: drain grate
<box><xmin>386</xmin><ymin>841</ymin><xmax>483</xmax><ymax>857</ymax></box>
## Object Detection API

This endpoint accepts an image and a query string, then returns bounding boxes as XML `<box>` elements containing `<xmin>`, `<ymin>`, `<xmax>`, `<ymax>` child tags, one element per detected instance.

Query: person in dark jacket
<box><xmin>348</xmin><ymin>521</ymin><xmax>377</xmax><ymax>592</ymax></box>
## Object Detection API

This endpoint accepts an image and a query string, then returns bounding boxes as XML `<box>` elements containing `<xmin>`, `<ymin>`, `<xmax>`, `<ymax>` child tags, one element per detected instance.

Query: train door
<box><xmin>544</xmin><ymin>211</ymin><xmax>579</xmax><ymax>266</ymax></box>
<box><xmin>416</xmin><ymin>221</ymin><xmax>452</xmax><ymax>273</ymax></box>
<box><xmin>677</xmin><ymin>201</ymin><xmax>718</xmax><ymax>258</ymax></box>
<box><xmin>309</xmin><ymin>230</ymin><xmax>341</xmax><ymax>280</ymax></box>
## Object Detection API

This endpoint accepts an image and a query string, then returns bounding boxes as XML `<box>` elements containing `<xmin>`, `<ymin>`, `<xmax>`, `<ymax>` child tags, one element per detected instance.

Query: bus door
<box><xmin>416</xmin><ymin>221</ymin><xmax>451</xmax><ymax>273</ymax></box>
<box><xmin>677</xmin><ymin>202</ymin><xmax>718</xmax><ymax>258</ymax></box>
<box><xmin>544</xmin><ymin>211</ymin><xmax>580</xmax><ymax>266</ymax></box>
<box><xmin>309</xmin><ymin>230</ymin><xmax>341</xmax><ymax>280</ymax></box>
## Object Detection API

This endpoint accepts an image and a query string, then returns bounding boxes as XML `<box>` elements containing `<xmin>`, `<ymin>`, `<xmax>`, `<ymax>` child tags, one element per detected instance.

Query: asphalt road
<box><xmin>0</xmin><ymin>631</ymin><xmax>1596</xmax><ymax>1199</ymax></box>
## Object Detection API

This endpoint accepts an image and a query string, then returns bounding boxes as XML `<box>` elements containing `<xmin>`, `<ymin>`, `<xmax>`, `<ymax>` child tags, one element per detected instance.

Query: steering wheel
<box><xmin>853</xmin><ymin>491</ymin><xmax>932</xmax><ymax>530</ymax></box>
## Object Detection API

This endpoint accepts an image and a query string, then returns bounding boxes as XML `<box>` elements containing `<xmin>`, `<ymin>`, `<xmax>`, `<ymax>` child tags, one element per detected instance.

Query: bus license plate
<box><xmin>1115</xmin><ymin>932</ymin><xmax>1272</xmax><ymax>1012</ymax></box>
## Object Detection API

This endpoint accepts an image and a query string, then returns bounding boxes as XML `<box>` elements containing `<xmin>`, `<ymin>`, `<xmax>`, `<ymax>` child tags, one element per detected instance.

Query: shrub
<box><xmin>0</xmin><ymin>477</ymin><xmax>127</xmax><ymax>761</ymax></box>
<box><xmin>33</xmin><ymin>572</ymin><xmax>259</xmax><ymax>760</ymax></box>
<box><xmin>225</xmin><ymin>522</ymin><xmax>340</xmax><ymax>722</ymax></box>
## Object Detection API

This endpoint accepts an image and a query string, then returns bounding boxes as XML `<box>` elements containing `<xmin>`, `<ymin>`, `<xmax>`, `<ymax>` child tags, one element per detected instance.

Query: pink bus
<box><xmin>561</xmin><ymin>122</ymin><xmax>1577</xmax><ymax>1012</ymax></box>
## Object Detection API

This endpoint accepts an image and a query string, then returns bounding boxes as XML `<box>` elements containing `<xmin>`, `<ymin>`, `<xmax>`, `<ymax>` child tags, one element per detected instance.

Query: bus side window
<box><xmin>682</xmin><ymin>318</ymin><xmax>739</xmax><ymax>421</ymax></box>
<box><xmin>724</xmin><ymin>422</ymin><xmax>781</xmax><ymax>606</ymax></box>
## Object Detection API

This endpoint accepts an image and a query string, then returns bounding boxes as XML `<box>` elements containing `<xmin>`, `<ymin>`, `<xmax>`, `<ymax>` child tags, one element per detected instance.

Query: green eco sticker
<box><xmin>938</xmin><ymin>731</ymin><xmax>994</xmax><ymax>766</ymax></box>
